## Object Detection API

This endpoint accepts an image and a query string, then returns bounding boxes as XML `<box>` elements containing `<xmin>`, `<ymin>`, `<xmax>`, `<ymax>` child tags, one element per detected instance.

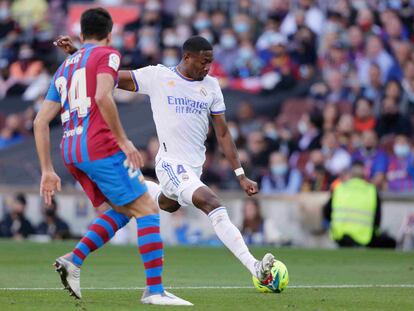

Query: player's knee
<box><xmin>192</xmin><ymin>188</ymin><xmax>222</xmax><ymax>214</ymax></box>
<box><xmin>127</xmin><ymin>192</ymin><xmax>159</xmax><ymax>218</ymax></box>
<box><xmin>159</xmin><ymin>200</ymin><xmax>181</xmax><ymax>213</ymax></box>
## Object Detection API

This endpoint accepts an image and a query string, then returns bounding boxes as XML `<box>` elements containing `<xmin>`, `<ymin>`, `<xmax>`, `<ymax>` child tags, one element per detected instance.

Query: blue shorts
<box><xmin>66</xmin><ymin>151</ymin><xmax>148</xmax><ymax>207</ymax></box>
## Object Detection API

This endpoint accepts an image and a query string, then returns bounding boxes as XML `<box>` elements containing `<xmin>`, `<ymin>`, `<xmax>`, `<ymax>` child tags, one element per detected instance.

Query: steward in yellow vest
<box><xmin>323</xmin><ymin>161</ymin><xmax>396</xmax><ymax>248</ymax></box>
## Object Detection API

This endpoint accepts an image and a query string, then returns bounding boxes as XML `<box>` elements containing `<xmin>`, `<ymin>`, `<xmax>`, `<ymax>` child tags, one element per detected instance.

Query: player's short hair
<box><xmin>80</xmin><ymin>7</ymin><xmax>113</xmax><ymax>40</ymax></box>
<box><xmin>182</xmin><ymin>36</ymin><xmax>213</xmax><ymax>53</ymax></box>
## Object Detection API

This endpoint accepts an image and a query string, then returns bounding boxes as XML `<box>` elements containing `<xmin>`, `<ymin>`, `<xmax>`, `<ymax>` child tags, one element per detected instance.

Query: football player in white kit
<box><xmin>55</xmin><ymin>36</ymin><xmax>275</xmax><ymax>284</ymax></box>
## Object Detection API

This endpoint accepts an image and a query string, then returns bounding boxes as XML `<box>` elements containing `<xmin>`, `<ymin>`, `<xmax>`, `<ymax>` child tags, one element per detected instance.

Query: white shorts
<box><xmin>155</xmin><ymin>157</ymin><xmax>206</xmax><ymax>206</ymax></box>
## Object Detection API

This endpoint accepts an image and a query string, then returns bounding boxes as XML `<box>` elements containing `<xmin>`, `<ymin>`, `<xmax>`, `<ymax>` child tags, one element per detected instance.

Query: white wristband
<box><xmin>234</xmin><ymin>167</ymin><xmax>245</xmax><ymax>177</ymax></box>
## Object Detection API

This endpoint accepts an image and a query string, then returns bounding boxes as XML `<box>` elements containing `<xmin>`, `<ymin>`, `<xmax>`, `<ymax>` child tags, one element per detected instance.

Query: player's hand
<box><xmin>119</xmin><ymin>139</ymin><xmax>144</xmax><ymax>170</ymax></box>
<box><xmin>53</xmin><ymin>35</ymin><xmax>78</xmax><ymax>55</ymax></box>
<box><xmin>40</xmin><ymin>171</ymin><xmax>61</xmax><ymax>205</ymax></box>
<box><xmin>239</xmin><ymin>176</ymin><xmax>259</xmax><ymax>196</ymax></box>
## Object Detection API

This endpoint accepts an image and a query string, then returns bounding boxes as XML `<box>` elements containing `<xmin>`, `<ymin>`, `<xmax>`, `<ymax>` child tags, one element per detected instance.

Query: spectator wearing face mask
<box><xmin>386</xmin><ymin>135</ymin><xmax>414</xmax><ymax>192</ymax></box>
<box><xmin>261</xmin><ymin>151</ymin><xmax>302</xmax><ymax>194</ymax></box>
<box><xmin>232</xmin><ymin>13</ymin><xmax>253</xmax><ymax>41</ymax></box>
<box><xmin>321</xmin><ymin>131</ymin><xmax>352</xmax><ymax>178</ymax></box>
<box><xmin>297</xmin><ymin>110</ymin><xmax>323</xmax><ymax>151</ymax></box>
<box><xmin>213</xmin><ymin>29</ymin><xmax>239</xmax><ymax>78</ymax></box>
<box><xmin>352</xmin><ymin>130</ymin><xmax>388</xmax><ymax>189</ymax></box>
<box><xmin>0</xmin><ymin>193</ymin><xmax>34</xmax><ymax>239</ymax></box>
<box><xmin>376</xmin><ymin>96</ymin><xmax>412</xmax><ymax>138</ymax></box>
<box><xmin>161</xmin><ymin>47</ymin><xmax>180</xmax><ymax>67</ymax></box>
<box><xmin>36</xmin><ymin>197</ymin><xmax>70</xmax><ymax>240</ymax></box>
<box><xmin>231</xmin><ymin>40</ymin><xmax>262</xmax><ymax>78</ymax></box>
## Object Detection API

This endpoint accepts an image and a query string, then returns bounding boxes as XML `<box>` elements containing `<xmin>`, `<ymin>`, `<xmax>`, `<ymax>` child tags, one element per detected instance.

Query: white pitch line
<box><xmin>1</xmin><ymin>285</ymin><xmax>414</xmax><ymax>291</ymax></box>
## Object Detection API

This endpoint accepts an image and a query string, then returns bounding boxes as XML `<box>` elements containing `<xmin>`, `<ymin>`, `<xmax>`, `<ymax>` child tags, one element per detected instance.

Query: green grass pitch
<box><xmin>0</xmin><ymin>240</ymin><xmax>413</xmax><ymax>310</ymax></box>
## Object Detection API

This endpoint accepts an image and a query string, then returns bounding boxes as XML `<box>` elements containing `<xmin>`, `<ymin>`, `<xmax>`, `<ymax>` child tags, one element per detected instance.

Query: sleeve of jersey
<box><xmin>210</xmin><ymin>86</ymin><xmax>226</xmax><ymax>116</ymax></box>
<box><xmin>130</xmin><ymin>66</ymin><xmax>156</xmax><ymax>95</ymax></box>
<box><xmin>45</xmin><ymin>78</ymin><xmax>60</xmax><ymax>103</ymax></box>
<box><xmin>96</xmin><ymin>50</ymin><xmax>121</xmax><ymax>82</ymax></box>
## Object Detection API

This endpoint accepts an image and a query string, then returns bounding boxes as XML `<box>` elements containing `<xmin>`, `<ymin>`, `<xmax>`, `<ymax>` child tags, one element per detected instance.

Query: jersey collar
<box><xmin>174</xmin><ymin>66</ymin><xmax>197</xmax><ymax>82</ymax></box>
<box><xmin>81</xmin><ymin>43</ymin><xmax>97</xmax><ymax>49</ymax></box>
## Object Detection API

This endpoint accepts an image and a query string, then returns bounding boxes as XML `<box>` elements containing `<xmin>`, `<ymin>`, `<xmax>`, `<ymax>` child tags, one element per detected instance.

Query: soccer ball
<box><xmin>252</xmin><ymin>260</ymin><xmax>289</xmax><ymax>293</ymax></box>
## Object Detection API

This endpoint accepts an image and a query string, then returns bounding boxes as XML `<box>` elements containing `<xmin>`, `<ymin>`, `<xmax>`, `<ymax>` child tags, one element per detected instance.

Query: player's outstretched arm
<box><xmin>211</xmin><ymin>114</ymin><xmax>259</xmax><ymax>196</ymax></box>
<box><xmin>117</xmin><ymin>70</ymin><xmax>137</xmax><ymax>92</ymax></box>
<box><xmin>95</xmin><ymin>73</ymin><xmax>143</xmax><ymax>169</ymax></box>
<box><xmin>54</xmin><ymin>36</ymin><xmax>78</xmax><ymax>55</ymax></box>
<box><xmin>33</xmin><ymin>100</ymin><xmax>62</xmax><ymax>205</ymax></box>
<box><xmin>54</xmin><ymin>37</ymin><xmax>137</xmax><ymax>92</ymax></box>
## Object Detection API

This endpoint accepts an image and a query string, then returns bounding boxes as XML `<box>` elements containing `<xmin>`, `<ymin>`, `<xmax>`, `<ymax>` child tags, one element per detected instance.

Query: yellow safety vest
<box><xmin>331</xmin><ymin>178</ymin><xmax>377</xmax><ymax>246</ymax></box>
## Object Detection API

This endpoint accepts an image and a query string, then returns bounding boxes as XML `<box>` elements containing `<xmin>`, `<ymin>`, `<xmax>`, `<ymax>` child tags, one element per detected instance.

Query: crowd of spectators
<box><xmin>0</xmin><ymin>192</ymin><xmax>70</xmax><ymax>240</ymax></box>
<box><xmin>1</xmin><ymin>0</ymin><xmax>414</xmax><ymax>194</ymax></box>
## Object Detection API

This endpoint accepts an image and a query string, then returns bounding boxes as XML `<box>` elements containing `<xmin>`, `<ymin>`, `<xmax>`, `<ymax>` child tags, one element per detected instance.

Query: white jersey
<box><xmin>131</xmin><ymin>65</ymin><xmax>226</xmax><ymax>167</ymax></box>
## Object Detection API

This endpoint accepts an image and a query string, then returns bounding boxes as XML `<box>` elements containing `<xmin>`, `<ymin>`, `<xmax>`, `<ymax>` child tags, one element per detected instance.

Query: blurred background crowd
<box><xmin>1</xmin><ymin>0</ymin><xmax>414</xmax><ymax>247</ymax></box>
<box><xmin>1</xmin><ymin>0</ymin><xmax>414</xmax><ymax>194</ymax></box>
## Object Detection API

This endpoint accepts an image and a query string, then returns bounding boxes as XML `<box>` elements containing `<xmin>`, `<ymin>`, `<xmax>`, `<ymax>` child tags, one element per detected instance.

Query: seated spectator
<box><xmin>353</xmin><ymin>97</ymin><xmax>376</xmax><ymax>132</ymax></box>
<box><xmin>7</xmin><ymin>44</ymin><xmax>44</xmax><ymax>95</ymax></box>
<box><xmin>241</xmin><ymin>198</ymin><xmax>265</xmax><ymax>245</ymax></box>
<box><xmin>323</xmin><ymin>161</ymin><xmax>396</xmax><ymax>248</ymax></box>
<box><xmin>322</xmin><ymin>104</ymin><xmax>339</xmax><ymax>132</ymax></box>
<box><xmin>386</xmin><ymin>135</ymin><xmax>414</xmax><ymax>193</ymax></box>
<box><xmin>0</xmin><ymin>193</ymin><xmax>34</xmax><ymax>239</ymax></box>
<box><xmin>280</xmin><ymin>0</ymin><xmax>324</xmax><ymax>37</ymax></box>
<box><xmin>237</xmin><ymin>101</ymin><xmax>262</xmax><ymax>137</ymax></box>
<box><xmin>302</xmin><ymin>149</ymin><xmax>333</xmax><ymax>192</ymax></box>
<box><xmin>297</xmin><ymin>109</ymin><xmax>323</xmax><ymax>151</ymax></box>
<box><xmin>259</xmin><ymin>33</ymin><xmax>299</xmax><ymax>92</ymax></box>
<box><xmin>213</xmin><ymin>29</ymin><xmax>239</xmax><ymax>77</ymax></box>
<box><xmin>361</xmin><ymin>63</ymin><xmax>384</xmax><ymax>105</ymax></box>
<box><xmin>355</xmin><ymin>7</ymin><xmax>380</xmax><ymax>38</ymax></box>
<box><xmin>289</xmin><ymin>25</ymin><xmax>317</xmax><ymax>79</ymax></box>
<box><xmin>356</xmin><ymin>36</ymin><xmax>395</xmax><ymax>88</ymax></box>
<box><xmin>240</xmin><ymin>197</ymin><xmax>285</xmax><ymax>245</ymax></box>
<box><xmin>36</xmin><ymin>198</ymin><xmax>70</xmax><ymax>240</ymax></box>
<box><xmin>261</xmin><ymin>151</ymin><xmax>302</xmax><ymax>194</ymax></box>
<box><xmin>352</xmin><ymin>130</ymin><xmax>388</xmax><ymax>189</ymax></box>
<box><xmin>376</xmin><ymin>96</ymin><xmax>412</xmax><ymax>138</ymax></box>
<box><xmin>401</xmin><ymin>60</ymin><xmax>414</xmax><ymax>116</ymax></box>
<box><xmin>347</xmin><ymin>25</ymin><xmax>365</xmax><ymax>63</ymax></box>
<box><xmin>384</xmin><ymin>79</ymin><xmax>403</xmax><ymax>104</ymax></box>
<box><xmin>0</xmin><ymin>113</ymin><xmax>24</xmax><ymax>149</ymax></box>
<box><xmin>230</xmin><ymin>40</ymin><xmax>262</xmax><ymax>78</ymax></box>
<box><xmin>246</xmin><ymin>130</ymin><xmax>272</xmax><ymax>171</ymax></box>
<box><xmin>325</xmin><ymin>69</ymin><xmax>353</xmax><ymax>103</ymax></box>
<box><xmin>321</xmin><ymin>131</ymin><xmax>351</xmax><ymax>177</ymax></box>
<box><xmin>336</xmin><ymin>113</ymin><xmax>354</xmax><ymax>149</ymax></box>
<box><xmin>388</xmin><ymin>41</ymin><xmax>411</xmax><ymax>82</ymax></box>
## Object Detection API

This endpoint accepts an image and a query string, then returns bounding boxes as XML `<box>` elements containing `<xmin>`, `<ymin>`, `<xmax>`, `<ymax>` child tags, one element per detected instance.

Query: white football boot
<box><xmin>141</xmin><ymin>287</ymin><xmax>193</xmax><ymax>306</ymax></box>
<box><xmin>255</xmin><ymin>253</ymin><xmax>275</xmax><ymax>282</ymax></box>
<box><xmin>54</xmin><ymin>256</ymin><xmax>82</xmax><ymax>299</ymax></box>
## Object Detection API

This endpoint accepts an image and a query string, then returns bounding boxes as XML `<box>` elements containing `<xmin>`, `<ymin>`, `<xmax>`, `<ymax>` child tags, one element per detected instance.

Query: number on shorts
<box><xmin>177</xmin><ymin>164</ymin><xmax>187</xmax><ymax>175</ymax></box>
<box><xmin>123</xmin><ymin>160</ymin><xmax>139</xmax><ymax>179</ymax></box>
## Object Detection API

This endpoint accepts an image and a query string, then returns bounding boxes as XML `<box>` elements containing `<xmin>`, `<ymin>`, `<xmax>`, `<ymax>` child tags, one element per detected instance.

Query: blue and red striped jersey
<box><xmin>46</xmin><ymin>43</ymin><xmax>121</xmax><ymax>164</ymax></box>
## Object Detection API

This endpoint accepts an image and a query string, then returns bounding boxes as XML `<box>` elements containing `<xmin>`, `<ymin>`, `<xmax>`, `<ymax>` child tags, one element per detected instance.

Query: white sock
<box><xmin>145</xmin><ymin>180</ymin><xmax>161</xmax><ymax>208</ymax></box>
<box><xmin>208</xmin><ymin>207</ymin><xmax>258</xmax><ymax>276</ymax></box>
